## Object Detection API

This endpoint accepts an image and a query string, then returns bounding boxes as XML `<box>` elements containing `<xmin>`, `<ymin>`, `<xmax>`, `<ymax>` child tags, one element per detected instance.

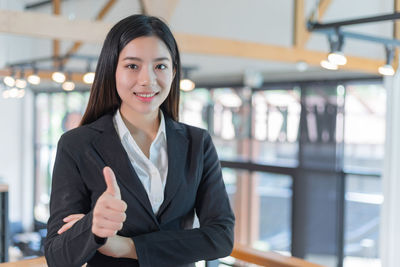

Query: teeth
<box><xmin>135</xmin><ymin>92</ymin><xmax>156</xmax><ymax>98</ymax></box>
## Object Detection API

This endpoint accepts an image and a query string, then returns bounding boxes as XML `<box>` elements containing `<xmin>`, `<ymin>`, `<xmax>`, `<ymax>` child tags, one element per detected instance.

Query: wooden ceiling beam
<box><xmin>62</xmin><ymin>0</ymin><xmax>117</xmax><ymax>65</ymax></box>
<box><xmin>294</xmin><ymin>0</ymin><xmax>306</xmax><ymax>48</ymax></box>
<box><xmin>393</xmin><ymin>0</ymin><xmax>400</xmax><ymax>70</ymax></box>
<box><xmin>52</xmin><ymin>0</ymin><xmax>61</xmax><ymax>68</ymax></box>
<box><xmin>0</xmin><ymin>9</ymin><xmax>384</xmax><ymax>74</ymax></box>
<box><xmin>95</xmin><ymin>0</ymin><xmax>117</xmax><ymax>20</ymax></box>
<box><xmin>0</xmin><ymin>9</ymin><xmax>112</xmax><ymax>43</ymax></box>
<box><xmin>175</xmin><ymin>33</ymin><xmax>384</xmax><ymax>73</ymax></box>
<box><xmin>140</xmin><ymin>0</ymin><xmax>179</xmax><ymax>22</ymax></box>
<box><xmin>138</xmin><ymin>0</ymin><xmax>148</xmax><ymax>15</ymax></box>
<box><xmin>316</xmin><ymin>0</ymin><xmax>333</xmax><ymax>21</ymax></box>
<box><xmin>295</xmin><ymin>0</ymin><xmax>332</xmax><ymax>48</ymax></box>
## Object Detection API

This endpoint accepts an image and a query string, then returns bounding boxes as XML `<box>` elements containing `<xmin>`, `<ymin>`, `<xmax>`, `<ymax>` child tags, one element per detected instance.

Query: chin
<box><xmin>136</xmin><ymin>107</ymin><xmax>159</xmax><ymax>115</ymax></box>
<box><xmin>122</xmin><ymin>101</ymin><xmax>160</xmax><ymax>116</ymax></box>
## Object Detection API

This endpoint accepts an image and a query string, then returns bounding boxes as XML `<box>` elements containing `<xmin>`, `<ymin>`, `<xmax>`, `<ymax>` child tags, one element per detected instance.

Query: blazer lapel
<box><xmin>157</xmin><ymin>116</ymin><xmax>189</xmax><ymax>218</ymax></box>
<box><xmin>89</xmin><ymin>114</ymin><xmax>157</xmax><ymax>223</ymax></box>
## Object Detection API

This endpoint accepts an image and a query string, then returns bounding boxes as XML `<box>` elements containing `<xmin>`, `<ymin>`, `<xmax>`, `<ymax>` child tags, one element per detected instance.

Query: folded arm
<box><xmin>44</xmin><ymin>137</ymin><xmax>106</xmax><ymax>267</ymax></box>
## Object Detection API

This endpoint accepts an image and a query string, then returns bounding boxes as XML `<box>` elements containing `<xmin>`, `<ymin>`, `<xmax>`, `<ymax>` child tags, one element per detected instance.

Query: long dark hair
<box><xmin>80</xmin><ymin>14</ymin><xmax>181</xmax><ymax>125</ymax></box>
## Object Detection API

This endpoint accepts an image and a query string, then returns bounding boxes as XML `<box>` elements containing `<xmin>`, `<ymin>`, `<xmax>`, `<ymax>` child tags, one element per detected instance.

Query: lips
<box><xmin>134</xmin><ymin>92</ymin><xmax>158</xmax><ymax>98</ymax></box>
<box><xmin>133</xmin><ymin>91</ymin><xmax>159</xmax><ymax>102</ymax></box>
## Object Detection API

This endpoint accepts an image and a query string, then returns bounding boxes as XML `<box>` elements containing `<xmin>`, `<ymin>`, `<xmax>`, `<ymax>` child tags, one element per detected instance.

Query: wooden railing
<box><xmin>0</xmin><ymin>245</ymin><xmax>325</xmax><ymax>266</ymax></box>
<box><xmin>230</xmin><ymin>244</ymin><xmax>325</xmax><ymax>267</ymax></box>
<box><xmin>0</xmin><ymin>257</ymin><xmax>46</xmax><ymax>266</ymax></box>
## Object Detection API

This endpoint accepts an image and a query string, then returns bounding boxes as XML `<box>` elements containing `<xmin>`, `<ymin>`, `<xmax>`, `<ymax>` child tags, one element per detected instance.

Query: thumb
<box><xmin>103</xmin><ymin>166</ymin><xmax>121</xmax><ymax>199</ymax></box>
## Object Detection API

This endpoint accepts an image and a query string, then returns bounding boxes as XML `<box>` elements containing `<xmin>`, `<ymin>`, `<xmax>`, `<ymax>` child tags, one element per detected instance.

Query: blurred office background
<box><xmin>1</xmin><ymin>0</ymin><xmax>400</xmax><ymax>266</ymax></box>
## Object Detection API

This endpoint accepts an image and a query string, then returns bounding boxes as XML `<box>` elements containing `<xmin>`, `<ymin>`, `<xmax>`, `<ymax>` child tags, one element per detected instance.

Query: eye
<box><xmin>127</xmin><ymin>64</ymin><xmax>138</xmax><ymax>69</ymax></box>
<box><xmin>156</xmin><ymin>64</ymin><xmax>167</xmax><ymax>70</ymax></box>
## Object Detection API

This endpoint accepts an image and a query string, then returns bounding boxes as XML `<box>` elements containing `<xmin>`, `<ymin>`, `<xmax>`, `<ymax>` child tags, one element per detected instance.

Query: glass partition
<box><xmin>252</xmin><ymin>88</ymin><xmax>300</xmax><ymax>166</ymax></box>
<box><xmin>34</xmin><ymin>92</ymin><xmax>89</xmax><ymax>224</ymax></box>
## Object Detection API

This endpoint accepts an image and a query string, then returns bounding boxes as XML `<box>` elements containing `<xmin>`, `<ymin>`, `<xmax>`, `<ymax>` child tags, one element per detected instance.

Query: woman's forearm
<box><xmin>98</xmin><ymin>235</ymin><xmax>137</xmax><ymax>259</ymax></box>
<box><xmin>57</xmin><ymin>213</ymin><xmax>137</xmax><ymax>260</ymax></box>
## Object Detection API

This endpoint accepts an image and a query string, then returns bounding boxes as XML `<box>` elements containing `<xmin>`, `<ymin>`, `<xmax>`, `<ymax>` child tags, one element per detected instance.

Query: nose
<box><xmin>138</xmin><ymin>65</ymin><xmax>156</xmax><ymax>87</ymax></box>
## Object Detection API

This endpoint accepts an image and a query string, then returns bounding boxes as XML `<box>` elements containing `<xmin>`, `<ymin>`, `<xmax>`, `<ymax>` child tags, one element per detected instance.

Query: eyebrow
<box><xmin>122</xmin><ymin>56</ymin><xmax>170</xmax><ymax>62</ymax></box>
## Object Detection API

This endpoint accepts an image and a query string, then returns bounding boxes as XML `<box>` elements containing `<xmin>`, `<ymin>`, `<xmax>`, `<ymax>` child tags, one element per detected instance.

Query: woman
<box><xmin>44</xmin><ymin>14</ymin><xmax>235</xmax><ymax>267</ymax></box>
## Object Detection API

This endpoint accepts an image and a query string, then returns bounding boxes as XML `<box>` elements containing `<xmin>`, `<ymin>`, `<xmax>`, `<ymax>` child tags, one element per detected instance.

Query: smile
<box><xmin>133</xmin><ymin>92</ymin><xmax>159</xmax><ymax>102</ymax></box>
<box><xmin>133</xmin><ymin>92</ymin><xmax>158</xmax><ymax>98</ymax></box>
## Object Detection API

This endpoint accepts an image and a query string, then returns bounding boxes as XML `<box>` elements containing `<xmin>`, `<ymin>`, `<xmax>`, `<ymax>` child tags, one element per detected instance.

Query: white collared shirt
<box><xmin>113</xmin><ymin>109</ymin><xmax>168</xmax><ymax>215</ymax></box>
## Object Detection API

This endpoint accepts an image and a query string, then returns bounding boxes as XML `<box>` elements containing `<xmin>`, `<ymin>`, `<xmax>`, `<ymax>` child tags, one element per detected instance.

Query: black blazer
<box><xmin>44</xmin><ymin>113</ymin><xmax>235</xmax><ymax>267</ymax></box>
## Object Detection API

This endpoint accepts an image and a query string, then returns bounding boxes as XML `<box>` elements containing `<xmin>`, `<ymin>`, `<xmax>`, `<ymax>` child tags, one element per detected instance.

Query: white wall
<box><xmin>0</xmin><ymin>95</ymin><xmax>23</xmax><ymax>223</ymax></box>
<box><xmin>0</xmin><ymin>0</ymin><xmax>35</xmax><ymax>231</ymax></box>
<box><xmin>381</xmin><ymin>74</ymin><xmax>400</xmax><ymax>267</ymax></box>
<box><xmin>0</xmin><ymin>89</ymin><xmax>34</xmax><ymax>230</ymax></box>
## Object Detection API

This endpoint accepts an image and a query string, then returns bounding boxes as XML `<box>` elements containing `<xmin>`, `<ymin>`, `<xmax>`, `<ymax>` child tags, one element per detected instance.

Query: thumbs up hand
<box><xmin>104</xmin><ymin>166</ymin><xmax>121</xmax><ymax>199</ymax></box>
<box><xmin>92</xmin><ymin>166</ymin><xmax>127</xmax><ymax>238</ymax></box>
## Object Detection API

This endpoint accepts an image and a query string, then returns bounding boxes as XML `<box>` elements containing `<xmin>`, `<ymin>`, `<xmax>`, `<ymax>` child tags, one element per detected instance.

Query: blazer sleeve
<box><xmin>44</xmin><ymin>135</ymin><xmax>106</xmax><ymax>267</ymax></box>
<box><xmin>133</xmin><ymin>131</ymin><xmax>235</xmax><ymax>266</ymax></box>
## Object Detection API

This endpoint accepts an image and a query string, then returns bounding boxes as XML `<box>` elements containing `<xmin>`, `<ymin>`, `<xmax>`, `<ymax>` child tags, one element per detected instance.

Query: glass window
<box><xmin>252</xmin><ymin>88</ymin><xmax>300</xmax><ymax>166</ymax></box>
<box><xmin>34</xmin><ymin>92</ymin><xmax>89</xmax><ymax>224</ymax></box>
<box><xmin>300</xmin><ymin>85</ymin><xmax>345</xmax><ymax>171</ymax></box>
<box><xmin>342</xmin><ymin>83</ymin><xmax>384</xmax><ymax>267</ymax></box>
<box><xmin>211</xmin><ymin>88</ymin><xmax>251</xmax><ymax>161</ymax></box>
<box><xmin>344</xmin><ymin>174</ymin><xmax>382</xmax><ymax>267</ymax></box>
<box><xmin>219</xmin><ymin>168</ymin><xmax>249</xmax><ymax>245</ymax></box>
<box><xmin>299</xmin><ymin>85</ymin><xmax>345</xmax><ymax>267</ymax></box>
<box><xmin>344</xmin><ymin>84</ymin><xmax>386</xmax><ymax>172</ymax></box>
<box><xmin>253</xmin><ymin>172</ymin><xmax>292</xmax><ymax>254</ymax></box>
<box><xmin>222</xmin><ymin>168</ymin><xmax>238</xmax><ymax>209</ymax></box>
<box><xmin>179</xmin><ymin>88</ymin><xmax>210</xmax><ymax>129</ymax></box>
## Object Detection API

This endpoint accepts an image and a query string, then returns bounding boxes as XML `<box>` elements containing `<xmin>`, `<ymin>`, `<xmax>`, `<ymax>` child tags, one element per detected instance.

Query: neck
<box><xmin>119</xmin><ymin>104</ymin><xmax>160</xmax><ymax>137</ymax></box>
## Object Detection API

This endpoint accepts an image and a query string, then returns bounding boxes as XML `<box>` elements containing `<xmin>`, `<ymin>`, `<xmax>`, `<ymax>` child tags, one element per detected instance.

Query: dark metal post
<box><xmin>0</xmin><ymin>191</ymin><xmax>9</xmax><ymax>262</ymax></box>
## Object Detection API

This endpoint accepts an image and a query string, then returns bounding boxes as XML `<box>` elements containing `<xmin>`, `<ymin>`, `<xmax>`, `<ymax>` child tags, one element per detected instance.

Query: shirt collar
<box><xmin>113</xmin><ymin>109</ymin><xmax>166</xmax><ymax>142</ymax></box>
<box><xmin>156</xmin><ymin>109</ymin><xmax>167</xmax><ymax>141</ymax></box>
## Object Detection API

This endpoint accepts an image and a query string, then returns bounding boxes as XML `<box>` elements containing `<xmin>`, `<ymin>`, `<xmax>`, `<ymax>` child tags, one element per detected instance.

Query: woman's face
<box><xmin>115</xmin><ymin>36</ymin><xmax>174</xmax><ymax>117</ymax></box>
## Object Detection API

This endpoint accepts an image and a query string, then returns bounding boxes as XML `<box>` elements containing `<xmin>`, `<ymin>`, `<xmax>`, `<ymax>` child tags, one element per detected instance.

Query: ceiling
<box><xmin>0</xmin><ymin>0</ymin><xmax>397</xmax><ymax>86</ymax></box>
